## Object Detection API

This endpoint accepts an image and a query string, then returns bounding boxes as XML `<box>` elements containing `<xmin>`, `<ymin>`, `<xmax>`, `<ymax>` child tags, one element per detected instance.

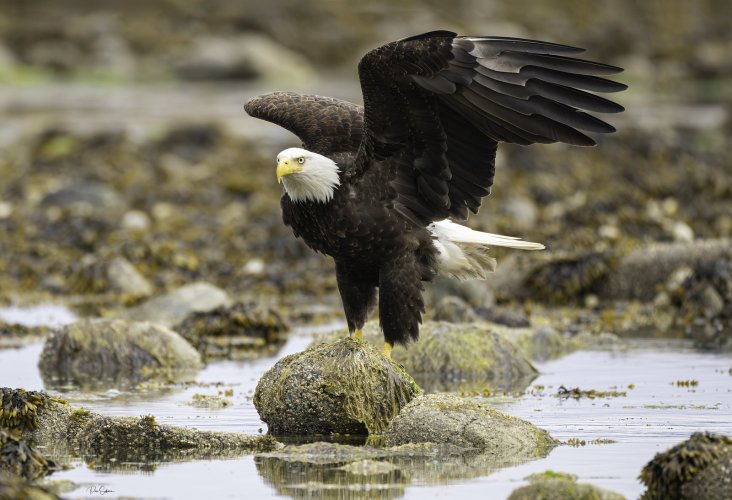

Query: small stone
<box><xmin>599</xmin><ymin>224</ymin><xmax>621</xmax><ymax>240</ymax></box>
<box><xmin>672</xmin><ymin>221</ymin><xmax>695</xmax><ymax>242</ymax></box>
<box><xmin>243</xmin><ymin>259</ymin><xmax>266</xmax><ymax>276</ymax></box>
<box><xmin>503</xmin><ymin>196</ymin><xmax>538</xmax><ymax>229</ymax></box>
<box><xmin>433</xmin><ymin>296</ymin><xmax>479</xmax><ymax>323</ymax></box>
<box><xmin>699</xmin><ymin>285</ymin><xmax>725</xmax><ymax>319</ymax></box>
<box><xmin>0</xmin><ymin>202</ymin><xmax>12</xmax><ymax>219</ymax></box>
<box><xmin>187</xmin><ymin>394</ymin><xmax>232</xmax><ymax>409</ymax></box>
<box><xmin>254</xmin><ymin>338</ymin><xmax>421</xmax><ymax>435</ymax></box>
<box><xmin>121</xmin><ymin>210</ymin><xmax>151</xmax><ymax>231</ymax></box>
<box><xmin>509</xmin><ymin>471</ymin><xmax>625</xmax><ymax>500</ymax></box>
<box><xmin>107</xmin><ymin>257</ymin><xmax>154</xmax><ymax>298</ymax></box>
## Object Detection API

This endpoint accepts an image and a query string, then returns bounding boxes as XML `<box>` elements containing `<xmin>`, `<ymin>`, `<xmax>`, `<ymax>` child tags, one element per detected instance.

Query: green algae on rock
<box><xmin>0</xmin><ymin>428</ymin><xmax>56</xmax><ymax>480</ymax></box>
<box><xmin>385</xmin><ymin>394</ymin><xmax>558</xmax><ymax>456</ymax></box>
<box><xmin>318</xmin><ymin>321</ymin><xmax>537</xmax><ymax>392</ymax></box>
<box><xmin>254</xmin><ymin>337</ymin><xmax>421</xmax><ymax>436</ymax></box>
<box><xmin>39</xmin><ymin>318</ymin><xmax>202</xmax><ymax>389</ymax></box>
<box><xmin>639</xmin><ymin>432</ymin><xmax>732</xmax><ymax>500</ymax></box>
<box><xmin>508</xmin><ymin>471</ymin><xmax>625</xmax><ymax>500</ymax></box>
<box><xmin>0</xmin><ymin>388</ymin><xmax>278</xmax><ymax>468</ymax></box>
<box><xmin>175</xmin><ymin>301</ymin><xmax>289</xmax><ymax>360</ymax></box>
<box><xmin>0</xmin><ymin>388</ymin><xmax>58</xmax><ymax>432</ymax></box>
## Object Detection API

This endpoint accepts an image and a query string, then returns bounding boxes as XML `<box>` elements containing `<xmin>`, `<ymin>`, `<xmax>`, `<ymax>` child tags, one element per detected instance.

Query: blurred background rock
<box><xmin>0</xmin><ymin>0</ymin><xmax>730</xmax><ymax>342</ymax></box>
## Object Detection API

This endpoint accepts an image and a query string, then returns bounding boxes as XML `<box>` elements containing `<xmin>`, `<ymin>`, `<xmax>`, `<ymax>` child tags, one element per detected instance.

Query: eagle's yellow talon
<box><xmin>353</xmin><ymin>329</ymin><xmax>363</xmax><ymax>341</ymax></box>
<box><xmin>382</xmin><ymin>342</ymin><xmax>393</xmax><ymax>359</ymax></box>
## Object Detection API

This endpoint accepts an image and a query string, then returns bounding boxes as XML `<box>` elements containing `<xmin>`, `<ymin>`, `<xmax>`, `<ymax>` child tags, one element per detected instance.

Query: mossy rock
<box><xmin>318</xmin><ymin>321</ymin><xmax>537</xmax><ymax>392</ymax></box>
<box><xmin>39</xmin><ymin>318</ymin><xmax>202</xmax><ymax>389</ymax></box>
<box><xmin>385</xmin><ymin>394</ymin><xmax>558</xmax><ymax>457</ymax></box>
<box><xmin>0</xmin><ymin>388</ymin><xmax>278</xmax><ymax>468</ymax></box>
<box><xmin>509</xmin><ymin>471</ymin><xmax>625</xmax><ymax>499</ymax></box>
<box><xmin>640</xmin><ymin>432</ymin><xmax>732</xmax><ymax>500</ymax></box>
<box><xmin>254</xmin><ymin>337</ymin><xmax>421</xmax><ymax>435</ymax></box>
<box><xmin>175</xmin><ymin>301</ymin><xmax>289</xmax><ymax>360</ymax></box>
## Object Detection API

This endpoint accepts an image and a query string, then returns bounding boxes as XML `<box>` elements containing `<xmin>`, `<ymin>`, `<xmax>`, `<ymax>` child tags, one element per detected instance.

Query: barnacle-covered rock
<box><xmin>667</xmin><ymin>258</ymin><xmax>732</xmax><ymax>349</ymax></box>
<box><xmin>0</xmin><ymin>388</ymin><xmax>277</xmax><ymax>467</ymax></box>
<box><xmin>175</xmin><ymin>301</ymin><xmax>288</xmax><ymax>359</ymax></box>
<box><xmin>639</xmin><ymin>432</ymin><xmax>732</xmax><ymax>500</ymax></box>
<box><xmin>254</xmin><ymin>338</ymin><xmax>421</xmax><ymax>435</ymax></box>
<box><xmin>521</xmin><ymin>251</ymin><xmax>613</xmax><ymax>303</ymax></box>
<box><xmin>39</xmin><ymin>319</ymin><xmax>202</xmax><ymax>388</ymax></box>
<box><xmin>385</xmin><ymin>394</ymin><xmax>558</xmax><ymax>456</ymax></box>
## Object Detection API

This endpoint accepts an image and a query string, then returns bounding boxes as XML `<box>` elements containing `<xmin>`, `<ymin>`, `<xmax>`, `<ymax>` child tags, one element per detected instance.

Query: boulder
<box><xmin>39</xmin><ymin>319</ymin><xmax>202</xmax><ymax>388</ymax></box>
<box><xmin>121</xmin><ymin>282</ymin><xmax>230</xmax><ymax>327</ymax></box>
<box><xmin>254</xmin><ymin>338</ymin><xmax>420</xmax><ymax>435</ymax></box>
<box><xmin>175</xmin><ymin>301</ymin><xmax>288</xmax><ymax>360</ymax></box>
<box><xmin>640</xmin><ymin>432</ymin><xmax>732</xmax><ymax>500</ymax></box>
<box><xmin>385</xmin><ymin>394</ymin><xmax>557</xmax><ymax>456</ymax></box>
<box><xmin>509</xmin><ymin>471</ymin><xmax>625</xmax><ymax>500</ymax></box>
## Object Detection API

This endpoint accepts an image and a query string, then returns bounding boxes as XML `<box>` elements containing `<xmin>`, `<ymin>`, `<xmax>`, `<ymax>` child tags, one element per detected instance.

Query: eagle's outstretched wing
<box><xmin>244</xmin><ymin>92</ymin><xmax>363</xmax><ymax>156</ymax></box>
<box><xmin>355</xmin><ymin>30</ymin><xmax>626</xmax><ymax>222</ymax></box>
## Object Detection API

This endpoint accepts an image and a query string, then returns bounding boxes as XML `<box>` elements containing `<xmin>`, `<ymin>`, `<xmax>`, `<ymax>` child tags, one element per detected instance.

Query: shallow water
<box><xmin>1</xmin><ymin>305</ymin><xmax>731</xmax><ymax>499</ymax></box>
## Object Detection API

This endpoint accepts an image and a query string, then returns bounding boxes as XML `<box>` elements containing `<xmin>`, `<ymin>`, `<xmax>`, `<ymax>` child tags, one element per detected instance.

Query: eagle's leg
<box><xmin>336</xmin><ymin>263</ymin><xmax>378</xmax><ymax>341</ymax></box>
<box><xmin>382</xmin><ymin>342</ymin><xmax>393</xmax><ymax>359</ymax></box>
<box><xmin>378</xmin><ymin>255</ymin><xmax>425</xmax><ymax>349</ymax></box>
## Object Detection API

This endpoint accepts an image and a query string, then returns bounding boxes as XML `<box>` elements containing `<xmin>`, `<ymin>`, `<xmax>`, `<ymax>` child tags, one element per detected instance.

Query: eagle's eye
<box><xmin>297</xmin><ymin>157</ymin><xmax>305</xmax><ymax>164</ymax></box>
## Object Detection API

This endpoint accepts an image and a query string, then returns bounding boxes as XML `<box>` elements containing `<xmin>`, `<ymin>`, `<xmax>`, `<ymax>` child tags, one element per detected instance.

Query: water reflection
<box><xmin>255</xmin><ymin>443</ymin><xmax>549</xmax><ymax>500</ymax></box>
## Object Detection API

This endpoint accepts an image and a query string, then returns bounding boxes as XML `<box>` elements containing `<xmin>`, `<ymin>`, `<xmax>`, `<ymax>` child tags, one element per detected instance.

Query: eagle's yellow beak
<box><xmin>276</xmin><ymin>159</ymin><xmax>302</xmax><ymax>184</ymax></box>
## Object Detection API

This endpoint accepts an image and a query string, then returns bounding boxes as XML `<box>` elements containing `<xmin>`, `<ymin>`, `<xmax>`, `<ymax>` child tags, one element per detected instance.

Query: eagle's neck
<box><xmin>281</xmin><ymin>152</ymin><xmax>340</xmax><ymax>203</ymax></box>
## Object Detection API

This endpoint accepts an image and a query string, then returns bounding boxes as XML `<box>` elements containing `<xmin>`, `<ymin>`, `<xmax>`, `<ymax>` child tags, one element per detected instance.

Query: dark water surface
<box><xmin>1</xmin><ymin>305</ymin><xmax>731</xmax><ymax>499</ymax></box>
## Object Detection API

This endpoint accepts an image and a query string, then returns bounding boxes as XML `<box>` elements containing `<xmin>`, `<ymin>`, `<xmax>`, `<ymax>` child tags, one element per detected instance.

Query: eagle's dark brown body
<box><xmin>245</xmin><ymin>31</ymin><xmax>625</xmax><ymax>347</ymax></box>
<box><xmin>281</xmin><ymin>153</ymin><xmax>437</xmax><ymax>344</ymax></box>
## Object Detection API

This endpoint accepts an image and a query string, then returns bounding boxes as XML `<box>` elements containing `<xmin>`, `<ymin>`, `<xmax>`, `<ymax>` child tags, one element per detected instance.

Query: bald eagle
<box><xmin>244</xmin><ymin>30</ymin><xmax>625</xmax><ymax>357</ymax></box>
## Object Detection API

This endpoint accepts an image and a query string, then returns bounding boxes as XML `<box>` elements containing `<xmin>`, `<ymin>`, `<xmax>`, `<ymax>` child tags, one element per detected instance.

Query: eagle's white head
<box><xmin>276</xmin><ymin>147</ymin><xmax>341</xmax><ymax>203</ymax></box>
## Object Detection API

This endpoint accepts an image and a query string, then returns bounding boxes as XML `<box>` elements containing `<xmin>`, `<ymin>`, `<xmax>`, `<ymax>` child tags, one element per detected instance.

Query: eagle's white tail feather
<box><xmin>429</xmin><ymin>219</ymin><xmax>544</xmax><ymax>280</ymax></box>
